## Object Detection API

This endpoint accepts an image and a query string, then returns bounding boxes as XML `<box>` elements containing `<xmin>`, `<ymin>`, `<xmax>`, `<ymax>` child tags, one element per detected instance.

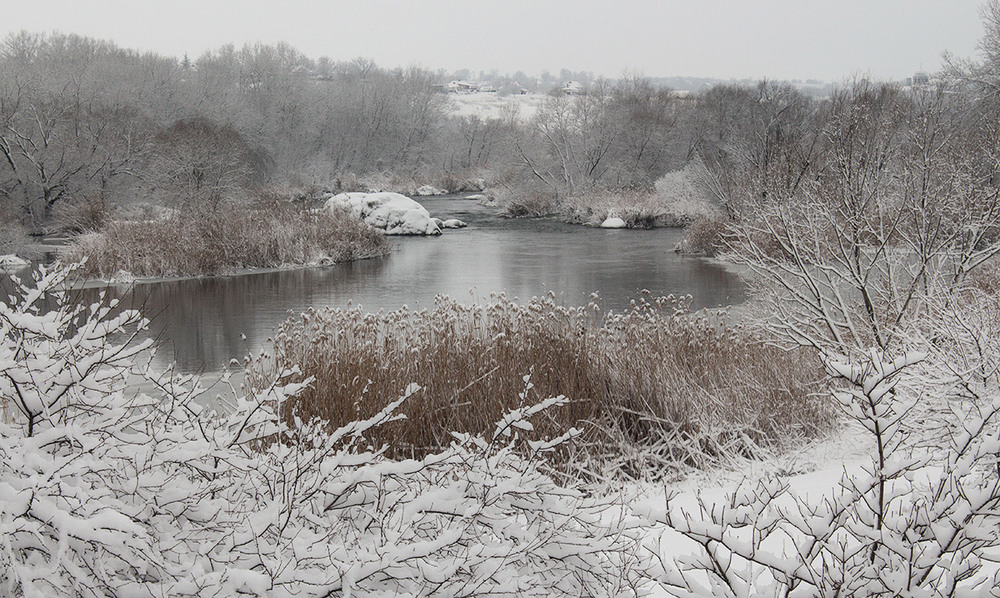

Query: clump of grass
<box><xmin>676</xmin><ymin>215</ymin><xmax>729</xmax><ymax>256</ymax></box>
<box><xmin>63</xmin><ymin>201</ymin><xmax>389</xmax><ymax>278</ymax></box>
<box><xmin>496</xmin><ymin>187</ymin><xmax>559</xmax><ymax>217</ymax></box>
<box><xmin>556</xmin><ymin>166</ymin><xmax>723</xmax><ymax>228</ymax></box>
<box><xmin>559</xmin><ymin>190</ymin><xmax>664</xmax><ymax>228</ymax></box>
<box><xmin>249</xmin><ymin>294</ymin><xmax>831</xmax><ymax>480</ymax></box>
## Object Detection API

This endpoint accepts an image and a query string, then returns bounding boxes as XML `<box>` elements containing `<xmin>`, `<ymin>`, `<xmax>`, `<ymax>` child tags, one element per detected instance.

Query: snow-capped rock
<box><xmin>415</xmin><ymin>185</ymin><xmax>447</xmax><ymax>196</ymax></box>
<box><xmin>465</xmin><ymin>194</ymin><xmax>487</xmax><ymax>201</ymax></box>
<box><xmin>326</xmin><ymin>192</ymin><xmax>441</xmax><ymax>236</ymax></box>
<box><xmin>0</xmin><ymin>254</ymin><xmax>28</xmax><ymax>270</ymax></box>
<box><xmin>441</xmin><ymin>219</ymin><xmax>467</xmax><ymax>229</ymax></box>
<box><xmin>599</xmin><ymin>217</ymin><xmax>627</xmax><ymax>229</ymax></box>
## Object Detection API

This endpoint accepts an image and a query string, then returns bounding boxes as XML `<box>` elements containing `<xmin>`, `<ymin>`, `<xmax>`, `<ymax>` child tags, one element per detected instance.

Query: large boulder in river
<box><xmin>326</xmin><ymin>192</ymin><xmax>441</xmax><ymax>235</ymax></box>
<box><xmin>599</xmin><ymin>216</ymin><xmax>627</xmax><ymax>229</ymax></box>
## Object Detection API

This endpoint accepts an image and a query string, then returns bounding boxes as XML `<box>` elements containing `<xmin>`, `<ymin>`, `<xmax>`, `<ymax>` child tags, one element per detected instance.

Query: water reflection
<box><xmin>16</xmin><ymin>198</ymin><xmax>745</xmax><ymax>375</ymax></box>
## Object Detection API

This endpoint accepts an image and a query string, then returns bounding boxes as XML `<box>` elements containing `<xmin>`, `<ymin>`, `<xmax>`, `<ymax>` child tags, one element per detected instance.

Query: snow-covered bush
<box><xmin>653</xmin><ymin>293</ymin><xmax>1000</xmax><ymax>597</ymax></box>
<box><xmin>0</xmin><ymin>264</ymin><xmax>647</xmax><ymax>596</ymax></box>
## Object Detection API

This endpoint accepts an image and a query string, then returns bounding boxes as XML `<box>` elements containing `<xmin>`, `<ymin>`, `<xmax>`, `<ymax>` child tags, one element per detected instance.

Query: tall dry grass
<box><xmin>249</xmin><ymin>294</ymin><xmax>831</xmax><ymax>479</ymax></box>
<box><xmin>64</xmin><ymin>201</ymin><xmax>389</xmax><ymax>278</ymax></box>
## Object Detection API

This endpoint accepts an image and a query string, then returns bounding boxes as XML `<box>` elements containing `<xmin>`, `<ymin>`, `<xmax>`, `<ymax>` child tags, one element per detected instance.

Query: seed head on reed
<box><xmin>249</xmin><ymin>294</ymin><xmax>831</xmax><ymax>480</ymax></box>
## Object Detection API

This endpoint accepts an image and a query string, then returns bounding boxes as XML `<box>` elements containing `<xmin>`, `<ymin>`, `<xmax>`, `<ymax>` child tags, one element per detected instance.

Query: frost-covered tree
<box><xmin>726</xmin><ymin>82</ymin><xmax>1000</xmax><ymax>360</ymax></box>
<box><xmin>654</xmin><ymin>54</ymin><xmax>1000</xmax><ymax>598</ymax></box>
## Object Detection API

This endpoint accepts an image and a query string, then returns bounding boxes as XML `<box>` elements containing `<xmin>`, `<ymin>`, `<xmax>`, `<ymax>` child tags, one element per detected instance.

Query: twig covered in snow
<box><xmin>0</xmin><ymin>264</ymin><xmax>651</xmax><ymax>597</ymax></box>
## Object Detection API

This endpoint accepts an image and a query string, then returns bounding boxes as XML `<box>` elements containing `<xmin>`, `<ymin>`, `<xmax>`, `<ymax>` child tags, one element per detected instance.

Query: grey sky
<box><xmin>3</xmin><ymin>0</ymin><xmax>987</xmax><ymax>82</ymax></box>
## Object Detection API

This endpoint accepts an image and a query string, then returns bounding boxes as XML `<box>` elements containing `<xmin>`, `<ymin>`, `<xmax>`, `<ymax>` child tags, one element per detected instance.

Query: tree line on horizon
<box><xmin>0</xmin><ymin>28</ymin><xmax>996</xmax><ymax>249</ymax></box>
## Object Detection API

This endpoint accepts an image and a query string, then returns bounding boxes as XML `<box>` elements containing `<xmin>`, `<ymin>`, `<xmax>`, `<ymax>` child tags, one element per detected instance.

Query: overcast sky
<box><xmin>2</xmin><ymin>1</ymin><xmax>988</xmax><ymax>82</ymax></box>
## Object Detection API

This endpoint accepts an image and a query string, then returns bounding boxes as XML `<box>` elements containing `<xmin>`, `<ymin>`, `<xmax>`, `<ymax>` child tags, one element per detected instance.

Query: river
<box><xmin>18</xmin><ymin>197</ymin><xmax>747</xmax><ymax>375</ymax></box>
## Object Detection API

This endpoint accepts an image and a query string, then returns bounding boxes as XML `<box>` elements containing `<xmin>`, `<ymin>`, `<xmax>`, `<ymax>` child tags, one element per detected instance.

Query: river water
<box><xmin>37</xmin><ymin>197</ymin><xmax>747</xmax><ymax>375</ymax></box>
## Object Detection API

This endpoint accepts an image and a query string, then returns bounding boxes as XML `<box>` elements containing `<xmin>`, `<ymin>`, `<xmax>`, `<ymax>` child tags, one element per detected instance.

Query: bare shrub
<box><xmin>658</xmin><ymin>294</ymin><xmax>1000</xmax><ymax>597</ymax></box>
<box><xmin>50</xmin><ymin>193</ymin><xmax>114</xmax><ymax>234</ymax></box>
<box><xmin>250</xmin><ymin>294</ymin><xmax>831</xmax><ymax>479</ymax></box>
<box><xmin>356</xmin><ymin>171</ymin><xmax>420</xmax><ymax>195</ymax></box>
<box><xmin>496</xmin><ymin>186</ymin><xmax>559</xmax><ymax>218</ymax></box>
<box><xmin>559</xmin><ymin>190</ymin><xmax>662</xmax><ymax>227</ymax></box>
<box><xmin>556</xmin><ymin>165</ymin><xmax>722</xmax><ymax>228</ymax></box>
<box><xmin>0</xmin><ymin>205</ymin><xmax>29</xmax><ymax>254</ymax></box>
<box><xmin>677</xmin><ymin>216</ymin><xmax>729</xmax><ymax>256</ymax></box>
<box><xmin>0</xmin><ymin>264</ymin><xmax>650</xmax><ymax>596</ymax></box>
<box><xmin>650</xmin><ymin>166</ymin><xmax>722</xmax><ymax>226</ymax></box>
<box><xmin>432</xmin><ymin>170</ymin><xmax>490</xmax><ymax>193</ymax></box>
<box><xmin>146</xmin><ymin>117</ymin><xmax>261</xmax><ymax>209</ymax></box>
<box><xmin>62</xmin><ymin>201</ymin><xmax>389</xmax><ymax>278</ymax></box>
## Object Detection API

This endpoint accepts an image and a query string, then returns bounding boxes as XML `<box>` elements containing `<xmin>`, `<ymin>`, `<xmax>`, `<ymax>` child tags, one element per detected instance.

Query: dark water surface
<box><xmin>55</xmin><ymin>198</ymin><xmax>746</xmax><ymax>374</ymax></box>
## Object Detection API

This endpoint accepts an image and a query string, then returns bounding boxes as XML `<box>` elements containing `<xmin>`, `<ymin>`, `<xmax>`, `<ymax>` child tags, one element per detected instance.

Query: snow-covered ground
<box><xmin>7</xmin><ymin>263</ymin><xmax>1000</xmax><ymax>596</ymax></box>
<box><xmin>446</xmin><ymin>91</ymin><xmax>549</xmax><ymax>122</ymax></box>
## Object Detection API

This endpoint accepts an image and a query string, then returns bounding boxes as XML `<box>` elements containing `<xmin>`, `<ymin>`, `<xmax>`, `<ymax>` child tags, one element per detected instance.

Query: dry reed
<box><xmin>63</xmin><ymin>201</ymin><xmax>389</xmax><ymax>278</ymax></box>
<box><xmin>249</xmin><ymin>294</ymin><xmax>831</xmax><ymax>479</ymax></box>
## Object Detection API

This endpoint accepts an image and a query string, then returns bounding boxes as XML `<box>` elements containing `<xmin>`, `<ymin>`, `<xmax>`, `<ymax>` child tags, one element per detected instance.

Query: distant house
<box><xmin>561</xmin><ymin>81</ymin><xmax>584</xmax><ymax>95</ymax></box>
<box><xmin>912</xmin><ymin>71</ymin><xmax>931</xmax><ymax>86</ymax></box>
<box><xmin>447</xmin><ymin>80</ymin><xmax>479</xmax><ymax>93</ymax></box>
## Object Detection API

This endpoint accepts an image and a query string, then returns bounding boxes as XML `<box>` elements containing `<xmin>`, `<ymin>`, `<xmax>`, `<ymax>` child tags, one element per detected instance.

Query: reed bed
<box><xmin>63</xmin><ymin>201</ymin><xmax>389</xmax><ymax>278</ymax></box>
<box><xmin>250</xmin><ymin>294</ymin><xmax>831</xmax><ymax>479</ymax></box>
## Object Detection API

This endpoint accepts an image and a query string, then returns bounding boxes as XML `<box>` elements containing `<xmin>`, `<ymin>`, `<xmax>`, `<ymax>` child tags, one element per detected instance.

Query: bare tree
<box><xmin>145</xmin><ymin>117</ymin><xmax>258</xmax><ymax>209</ymax></box>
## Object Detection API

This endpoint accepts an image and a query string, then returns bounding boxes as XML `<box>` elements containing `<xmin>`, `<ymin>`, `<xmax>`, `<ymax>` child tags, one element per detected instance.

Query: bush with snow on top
<box><xmin>0</xmin><ymin>264</ymin><xmax>648</xmax><ymax>596</ymax></box>
<box><xmin>655</xmin><ymin>294</ymin><xmax>1000</xmax><ymax>597</ymax></box>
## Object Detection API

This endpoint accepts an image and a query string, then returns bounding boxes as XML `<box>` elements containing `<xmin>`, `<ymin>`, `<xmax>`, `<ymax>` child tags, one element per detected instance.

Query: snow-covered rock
<box><xmin>0</xmin><ymin>254</ymin><xmax>28</xmax><ymax>270</ymax></box>
<box><xmin>465</xmin><ymin>194</ymin><xmax>487</xmax><ymax>201</ymax></box>
<box><xmin>326</xmin><ymin>192</ymin><xmax>441</xmax><ymax>236</ymax></box>
<box><xmin>599</xmin><ymin>217</ymin><xmax>627</xmax><ymax>229</ymax></box>
<box><xmin>432</xmin><ymin>217</ymin><xmax>467</xmax><ymax>229</ymax></box>
<box><xmin>415</xmin><ymin>185</ymin><xmax>447</xmax><ymax>196</ymax></box>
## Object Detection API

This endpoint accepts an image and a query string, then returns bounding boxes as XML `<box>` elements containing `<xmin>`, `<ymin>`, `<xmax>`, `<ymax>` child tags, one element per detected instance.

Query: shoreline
<box><xmin>61</xmin><ymin>250</ymin><xmax>393</xmax><ymax>290</ymax></box>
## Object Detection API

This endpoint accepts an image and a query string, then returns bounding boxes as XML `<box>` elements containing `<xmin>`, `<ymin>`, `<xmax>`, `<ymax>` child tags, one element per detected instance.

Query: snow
<box><xmin>600</xmin><ymin>217</ymin><xmax>628</xmax><ymax>229</ymax></box>
<box><xmin>415</xmin><ymin>184</ymin><xmax>447</xmax><ymax>196</ymax></box>
<box><xmin>441</xmin><ymin>218</ymin><xmax>467</xmax><ymax>229</ymax></box>
<box><xmin>326</xmin><ymin>191</ymin><xmax>442</xmax><ymax>236</ymax></box>
<box><xmin>0</xmin><ymin>254</ymin><xmax>29</xmax><ymax>270</ymax></box>
<box><xmin>0</xmin><ymin>271</ymin><xmax>643</xmax><ymax>595</ymax></box>
<box><xmin>7</xmin><ymin>264</ymin><xmax>1000</xmax><ymax>596</ymax></box>
<box><xmin>447</xmin><ymin>92</ymin><xmax>547</xmax><ymax>122</ymax></box>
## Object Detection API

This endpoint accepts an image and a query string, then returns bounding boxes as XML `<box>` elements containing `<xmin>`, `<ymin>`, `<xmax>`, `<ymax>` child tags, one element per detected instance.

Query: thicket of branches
<box><xmin>650</xmin><ymin>6</ymin><xmax>1000</xmax><ymax>595</ymax></box>
<box><xmin>0</xmin><ymin>264</ymin><xmax>650</xmax><ymax>596</ymax></box>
